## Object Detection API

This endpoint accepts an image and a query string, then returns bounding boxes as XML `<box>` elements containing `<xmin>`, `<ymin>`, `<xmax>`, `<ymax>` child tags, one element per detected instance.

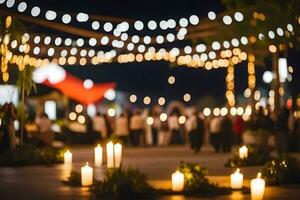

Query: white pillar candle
<box><xmin>94</xmin><ymin>144</ymin><xmax>103</xmax><ymax>167</ymax></box>
<box><xmin>106</xmin><ymin>141</ymin><xmax>114</xmax><ymax>168</ymax></box>
<box><xmin>81</xmin><ymin>162</ymin><xmax>93</xmax><ymax>186</ymax></box>
<box><xmin>239</xmin><ymin>146</ymin><xmax>248</xmax><ymax>159</ymax></box>
<box><xmin>64</xmin><ymin>150</ymin><xmax>72</xmax><ymax>165</ymax></box>
<box><xmin>114</xmin><ymin>143</ymin><xmax>122</xmax><ymax>168</ymax></box>
<box><xmin>172</xmin><ymin>170</ymin><xmax>184</xmax><ymax>192</ymax></box>
<box><xmin>251</xmin><ymin>172</ymin><xmax>265</xmax><ymax>200</ymax></box>
<box><xmin>230</xmin><ymin>168</ymin><xmax>243</xmax><ymax>189</ymax></box>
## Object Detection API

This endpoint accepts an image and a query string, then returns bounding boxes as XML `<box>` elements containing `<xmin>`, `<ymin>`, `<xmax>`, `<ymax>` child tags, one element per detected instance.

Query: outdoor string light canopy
<box><xmin>0</xmin><ymin>0</ymin><xmax>297</xmax><ymax>73</ymax></box>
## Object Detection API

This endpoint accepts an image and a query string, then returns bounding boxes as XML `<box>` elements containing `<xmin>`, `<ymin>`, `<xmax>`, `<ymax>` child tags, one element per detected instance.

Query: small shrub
<box><xmin>225</xmin><ymin>145</ymin><xmax>271</xmax><ymax>167</ymax></box>
<box><xmin>62</xmin><ymin>172</ymin><xmax>82</xmax><ymax>187</ymax></box>
<box><xmin>177</xmin><ymin>162</ymin><xmax>230</xmax><ymax>196</ymax></box>
<box><xmin>0</xmin><ymin>144</ymin><xmax>64</xmax><ymax>166</ymax></box>
<box><xmin>262</xmin><ymin>156</ymin><xmax>300</xmax><ymax>185</ymax></box>
<box><xmin>90</xmin><ymin>168</ymin><xmax>155</xmax><ymax>200</ymax></box>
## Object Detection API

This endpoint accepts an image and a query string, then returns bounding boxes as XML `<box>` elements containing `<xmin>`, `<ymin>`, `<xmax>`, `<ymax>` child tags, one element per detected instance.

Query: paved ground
<box><xmin>0</xmin><ymin>145</ymin><xmax>300</xmax><ymax>200</ymax></box>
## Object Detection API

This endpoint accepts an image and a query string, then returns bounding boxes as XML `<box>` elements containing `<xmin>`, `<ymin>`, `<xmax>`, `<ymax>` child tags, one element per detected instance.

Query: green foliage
<box><xmin>16</xmin><ymin>66</ymin><xmax>36</xmax><ymax>96</ymax></box>
<box><xmin>225</xmin><ymin>145</ymin><xmax>271</xmax><ymax>167</ymax></box>
<box><xmin>90</xmin><ymin>168</ymin><xmax>155</xmax><ymax>200</ymax></box>
<box><xmin>262</xmin><ymin>156</ymin><xmax>300</xmax><ymax>185</ymax></box>
<box><xmin>62</xmin><ymin>172</ymin><xmax>82</xmax><ymax>187</ymax></box>
<box><xmin>177</xmin><ymin>162</ymin><xmax>230</xmax><ymax>196</ymax></box>
<box><xmin>0</xmin><ymin>144</ymin><xmax>64</xmax><ymax>166</ymax></box>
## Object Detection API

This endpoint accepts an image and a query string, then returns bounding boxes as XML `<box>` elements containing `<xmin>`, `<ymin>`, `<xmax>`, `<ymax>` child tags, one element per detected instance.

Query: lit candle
<box><xmin>94</xmin><ymin>144</ymin><xmax>103</xmax><ymax>167</ymax></box>
<box><xmin>106</xmin><ymin>142</ymin><xmax>114</xmax><ymax>168</ymax></box>
<box><xmin>64</xmin><ymin>150</ymin><xmax>72</xmax><ymax>165</ymax></box>
<box><xmin>114</xmin><ymin>143</ymin><xmax>122</xmax><ymax>168</ymax></box>
<box><xmin>172</xmin><ymin>170</ymin><xmax>184</xmax><ymax>192</ymax></box>
<box><xmin>230</xmin><ymin>168</ymin><xmax>243</xmax><ymax>189</ymax></box>
<box><xmin>239</xmin><ymin>146</ymin><xmax>248</xmax><ymax>159</ymax></box>
<box><xmin>81</xmin><ymin>162</ymin><xmax>93</xmax><ymax>186</ymax></box>
<box><xmin>250</xmin><ymin>172</ymin><xmax>265</xmax><ymax>200</ymax></box>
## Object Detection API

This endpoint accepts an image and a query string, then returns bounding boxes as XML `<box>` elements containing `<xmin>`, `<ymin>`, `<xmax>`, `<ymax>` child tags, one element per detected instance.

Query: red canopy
<box><xmin>43</xmin><ymin>74</ymin><xmax>116</xmax><ymax>105</ymax></box>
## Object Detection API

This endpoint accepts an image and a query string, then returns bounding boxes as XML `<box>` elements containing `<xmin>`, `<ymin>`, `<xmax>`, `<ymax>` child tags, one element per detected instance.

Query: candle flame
<box><xmin>86</xmin><ymin>162</ymin><xmax>89</xmax><ymax>166</ymax></box>
<box><xmin>236</xmin><ymin>168</ymin><xmax>240</xmax><ymax>173</ymax></box>
<box><xmin>257</xmin><ymin>172</ymin><xmax>262</xmax><ymax>178</ymax></box>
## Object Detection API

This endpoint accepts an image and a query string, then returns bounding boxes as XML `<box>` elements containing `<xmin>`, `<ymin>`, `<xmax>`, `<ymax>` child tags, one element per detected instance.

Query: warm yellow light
<box><xmin>220</xmin><ymin>107</ymin><xmax>228</xmax><ymax>116</ymax></box>
<box><xmin>269</xmin><ymin>45</ymin><xmax>277</xmax><ymax>53</ymax></box>
<box><xmin>129</xmin><ymin>94</ymin><xmax>137</xmax><ymax>103</ymax></box>
<box><xmin>69</xmin><ymin>112</ymin><xmax>76</xmax><ymax>120</ymax></box>
<box><xmin>158</xmin><ymin>97</ymin><xmax>166</xmax><ymax>106</ymax></box>
<box><xmin>67</xmin><ymin>56</ymin><xmax>77</xmax><ymax>65</ymax></box>
<box><xmin>146</xmin><ymin>117</ymin><xmax>154</xmax><ymax>125</ymax></box>
<box><xmin>160</xmin><ymin>113</ymin><xmax>168</xmax><ymax>122</ymax></box>
<box><xmin>203</xmin><ymin>108</ymin><xmax>211</xmax><ymax>116</ymax></box>
<box><xmin>183</xmin><ymin>93</ymin><xmax>191</xmax><ymax>102</ymax></box>
<box><xmin>59</xmin><ymin>57</ymin><xmax>66</xmax><ymax>65</ymax></box>
<box><xmin>78</xmin><ymin>115</ymin><xmax>86</xmax><ymax>124</ymax></box>
<box><xmin>79</xmin><ymin>58</ymin><xmax>87</xmax><ymax>66</ymax></box>
<box><xmin>107</xmin><ymin>108</ymin><xmax>116</xmax><ymax>117</ymax></box>
<box><xmin>244</xmin><ymin>88</ymin><xmax>251</xmax><ymax>98</ymax></box>
<box><xmin>230</xmin><ymin>107</ymin><xmax>237</xmax><ymax>116</ymax></box>
<box><xmin>178</xmin><ymin>116</ymin><xmax>186</xmax><ymax>124</ymax></box>
<box><xmin>213</xmin><ymin>108</ymin><xmax>220</xmax><ymax>116</ymax></box>
<box><xmin>75</xmin><ymin>104</ymin><xmax>83</xmax><ymax>113</ymax></box>
<box><xmin>168</xmin><ymin>76</ymin><xmax>176</xmax><ymax>84</ymax></box>
<box><xmin>143</xmin><ymin>96</ymin><xmax>151</xmax><ymax>105</ymax></box>
<box><xmin>2</xmin><ymin>72</ymin><xmax>9</xmax><ymax>82</ymax></box>
<box><xmin>237</xmin><ymin>107</ymin><xmax>244</xmax><ymax>116</ymax></box>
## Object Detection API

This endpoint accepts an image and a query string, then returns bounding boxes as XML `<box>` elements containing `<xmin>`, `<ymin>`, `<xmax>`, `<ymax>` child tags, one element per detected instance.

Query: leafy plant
<box><xmin>225</xmin><ymin>145</ymin><xmax>271</xmax><ymax>167</ymax></box>
<box><xmin>90</xmin><ymin>168</ymin><xmax>155</xmax><ymax>200</ymax></box>
<box><xmin>62</xmin><ymin>172</ymin><xmax>82</xmax><ymax>187</ymax></box>
<box><xmin>262</xmin><ymin>156</ymin><xmax>300</xmax><ymax>185</ymax></box>
<box><xmin>0</xmin><ymin>144</ymin><xmax>64</xmax><ymax>166</ymax></box>
<box><xmin>177</xmin><ymin>162</ymin><xmax>230</xmax><ymax>196</ymax></box>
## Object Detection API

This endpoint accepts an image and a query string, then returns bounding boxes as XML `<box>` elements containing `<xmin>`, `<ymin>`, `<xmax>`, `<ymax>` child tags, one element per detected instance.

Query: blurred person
<box><xmin>168</xmin><ymin>111</ymin><xmax>181</xmax><ymax>144</ymax></box>
<box><xmin>130</xmin><ymin>109</ymin><xmax>144</xmax><ymax>146</ymax></box>
<box><xmin>220</xmin><ymin>116</ymin><xmax>233</xmax><ymax>152</ymax></box>
<box><xmin>92</xmin><ymin>112</ymin><xmax>108</xmax><ymax>140</ymax></box>
<box><xmin>36</xmin><ymin>113</ymin><xmax>54</xmax><ymax>146</ymax></box>
<box><xmin>287</xmin><ymin>109</ymin><xmax>297</xmax><ymax>152</ymax></box>
<box><xmin>159</xmin><ymin>119</ymin><xmax>170</xmax><ymax>146</ymax></box>
<box><xmin>209</xmin><ymin>116</ymin><xmax>222</xmax><ymax>153</ymax></box>
<box><xmin>151</xmin><ymin>112</ymin><xmax>161</xmax><ymax>146</ymax></box>
<box><xmin>115</xmin><ymin>113</ymin><xmax>129</xmax><ymax>145</ymax></box>
<box><xmin>233</xmin><ymin>115</ymin><xmax>245</xmax><ymax>145</ymax></box>
<box><xmin>186</xmin><ymin>111</ymin><xmax>204</xmax><ymax>153</ymax></box>
<box><xmin>0</xmin><ymin>103</ymin><xmax>17</xmax><ymax>152</ymax></box>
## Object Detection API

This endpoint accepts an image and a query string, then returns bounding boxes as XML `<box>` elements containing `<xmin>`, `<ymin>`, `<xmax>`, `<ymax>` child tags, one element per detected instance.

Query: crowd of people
<box><xmin>1</xmin><ymin>101</ymin><xmax>300</xmax><ymax>155</ymax></box>
<box><xmin>90</xmin><ymin>108</ymin><xmax>206</xmax><ymax>153</ymax></box>
<box><xmin>88</xmin><ymin>105</ymin><xmax>300</xmax><ymax>154</ymax></box>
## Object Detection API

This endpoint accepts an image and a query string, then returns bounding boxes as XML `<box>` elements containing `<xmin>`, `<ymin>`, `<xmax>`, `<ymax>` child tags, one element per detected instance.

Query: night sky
<box><xmin>5</xmin><ymin>0</ymin><xmax>300</xmax><ymax>105</ymax></box>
